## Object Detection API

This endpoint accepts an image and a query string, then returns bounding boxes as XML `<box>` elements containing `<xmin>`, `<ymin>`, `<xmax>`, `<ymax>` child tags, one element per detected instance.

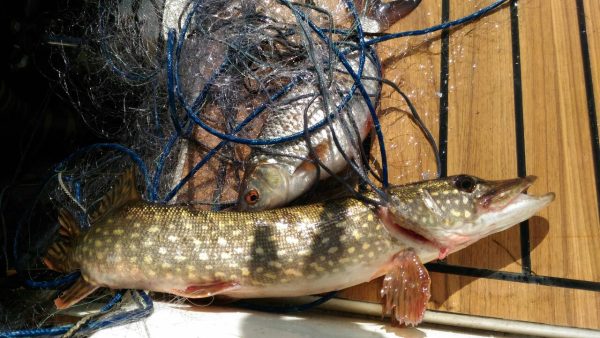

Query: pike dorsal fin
<box><xmin>89</xmin><ymin>168</ymin><xmax>141</xmax><ymax>223</ymax></box>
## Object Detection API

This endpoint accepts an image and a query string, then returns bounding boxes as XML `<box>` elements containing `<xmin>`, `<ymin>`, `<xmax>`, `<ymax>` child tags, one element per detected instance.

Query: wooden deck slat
<box><xmin>518</xmin><ymin>0</ymin><xmax>600</xmax><ymax>283</ymax></box>
<box><xmin>429</xmin><ymin>272</ymin><xmax>600</xmax><ymax>329</ymax></box>
<box><xmin>444</xmin><ymin>1</ymin><xmax>521</xmax><ymax>273</ymax></box>
<box><xmin>583</xmin><ymin>0</ymin><xmax>600</xmax><ymax>136</ymax></box>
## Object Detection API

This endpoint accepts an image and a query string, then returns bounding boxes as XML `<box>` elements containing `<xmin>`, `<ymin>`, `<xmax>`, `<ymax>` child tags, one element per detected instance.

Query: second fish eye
<box><xmin>245</xmin><ymin>189</ymin><xmax>260</xmax><ymax>204</ymax></box>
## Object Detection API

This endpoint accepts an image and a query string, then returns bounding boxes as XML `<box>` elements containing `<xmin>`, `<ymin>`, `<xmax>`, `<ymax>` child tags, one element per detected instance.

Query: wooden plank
<box><xmin>341</xmin><ymin>0</ymin><xmax>600</xmax><ymax>330</ymax></box>
<box><xmin>519</xmin><ymin>0</ymin><xmax>600</xmax><ymax>283</ymax></box>
<box><xmin>583</xmin><ymin>0</ymin><xmax>600</xmax><ymax>136</ymax></box>
<box><xmin>444</xmin><ymin>1</ymin><xmax>521</xmax><ymax>273</ymax></box>
<box><xmin>429</xmin><ymin>272</ymin><xmax>600</xmax><ymax>330</ymax></box>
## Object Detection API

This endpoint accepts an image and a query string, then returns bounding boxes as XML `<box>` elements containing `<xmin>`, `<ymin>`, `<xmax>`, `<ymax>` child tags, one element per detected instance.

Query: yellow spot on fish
<box><xmin>352</xmin><ymin>230</ymin><xmax>362</xmax><ymax>240</ymax></box>
<box><xmin>148</xmin><ymin>270</ymin><xmax>156</xmax><ymax>277</ymax></box>
<box><xmin>328</xmin><ymin>247</ymin><xmax>338</xmax><ymax>254</ymax></box>
<box><xmin>199</xmin><ymin>252</ymin><xmax>209</xmax><ymax>260</ymax></box>
<box><xmin>431</xmin><ymin>191</ymin><xmax>439</xmax><ymax>196</ymax></box>
<box><xmin>148</xmin><ymin>226</ymin><xmax>159</xmax><ymax>233</ymax></box>
<box><xmin>221</xmin><ymin>252</ymin><xmax>231</xmax><ymax>259</ymax></box>
<box><xmin>218</xmin><ymin>237</ymin><xmax>228</xmax><ymax>246</ymax></box>
<box><xmin>320</xmin><ymin>256</ymin><xmax>326</xmax><ymax>261</ymax></box>
<box><xmin>143</xmin><ymin>241</ymin><xmax>154</xmax><ymax>247</ymax></box>
<box><xmin>96</xmin><ymin>252</ymin><xmax>104</xmax><ymax>259</ymax></box>
<box><xmin>133</xmin><ymin>222</ymin><xmax>140</xmax><ymax>228</ymax></box>
<box><xmin>321</xmin><ymin>237</ymin><xmax>330</xmax><ymax>244</ymax></box>
<box><xmin>256</xmin><ymin>267</ymin><xmax>264</xmax><ymax>273</ymax></box>
<box><xmin>112</xmin><ymin>229</ymin><xmax>124</xmax><ymax>235</ymax></box>
<box><xmin>232</xmin><ymin>230</ymin><xmax>241</xmax><ymax>236</ymax></box>
<box><xmin>255</xmin><ymin>247</ymin><xmax>264</xmax><ymax>255</ymax></box>
<box><xmin>269</xmin><ymin>261</ymin><xmax>282</xmax><ymax>268</ymax></box>
<box><xmin>162</xmin><ymin>262</ymin><xmax>172</xmax><ymax>269</ymax></box>
<box><xmin>184</xmin><ymin>223</ymin><xmax>192</xmax><ymax>230</ymax></box>
<box><xmin>144</xmin><ymin>256</ymin><xmax>153</xmax><ymax>263</ymax></box>
<box><xmin>284</xmin><ymin>269</ymin><xmax>303</xmax><ymax>277</ymax></box>
<box><xmin>129</xmin><ymin>257</ymin><xmax>137</xmax><ymax>263</ymax></box>
<box><xmin>230</xmin><ymin>275</ymin><xmax>238</xmax><ymax>280</ymax></box>
<box><xmin>215</xmin><ymin>272</ymin><xmax>226</xmax><ymax>278</ymax></box>
<box><xmin>264</xmin><ymin>273</ymin><xmax>277</xmax><ymax>279</ymax></box>
<box><xmin>158</xmin><ymin>247</ymin><xmax>167</xmax><ymax>254</ymax></box>
<box><xmin>94</xmin><ymin>240</ymin><xmax>103</xmax><ymax>247</ymax></box>
<box><xmin>193</xmin><ymin>239</ymin><xmax>201</xmax><ymax>246</ymax></box>
<box><xmin>362</xmin><ymin>243</ymin><xmax>370</xmax><ymax>250</ymax></box>
<box><xmin>205</xmin><ymin>265</ymin><xmax>213</xmax><ymax>270</ymax></box>
<box><xmin>464</xmin><ymin>210</ymin><xmax>472</xmax><ymax>217</ymax></box>
<box><xmin>286</xmin><ymin>236</ymin><xmax>299</xmax><ymax>244</ymax></box>
<box><xmin>241</xmin><ymin>267</ymin><xmax>250</xmax><ymax>276</ymax></box>
<box><xmin>367</xmin><ymin>214</ymin><xmax>374</xmax><ymax>221</ymax></box>
<box><xmin>368</xmin><ymin>252</ymin><xmax>375</xmax><ymax>258</ymax></box>
<box><xmin>347</xmin><ymin>247</ymin><xmax>356</xmax><ymax>254</ymax></box>
<box><xmin>451</xmin><ymin>209</ymin><xmax>462</xmax><ymax>217</ymax></box>
<box><xmin>168</xmin><ymin>235</ymin><xmax>178</xmax><ymax>242</ymax></box>
<box><xmin>187</xmin><ymin>265</ymin><xmax>196</xmax><ymax>271</ymax></box>
<box><xmin>174</xmin><ymin>255</ymin><xmax>187</xmax><ymax>262</ymax></box>
<box><xmin>362</xmin><ymin>223</ymin><xmax>369</xmax><ymax>228</ymax></box>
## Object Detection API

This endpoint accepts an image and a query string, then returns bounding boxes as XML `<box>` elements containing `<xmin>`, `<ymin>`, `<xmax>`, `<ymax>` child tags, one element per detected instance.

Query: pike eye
<box><xmin>245</xmin><ymin>189</ymin><xmax>260</xmax><ymax>205</ymax></box>
<box><xmin>454</xmin><ymin>175</ymin><xmax>477</xmax><ymax>193</ymax></box>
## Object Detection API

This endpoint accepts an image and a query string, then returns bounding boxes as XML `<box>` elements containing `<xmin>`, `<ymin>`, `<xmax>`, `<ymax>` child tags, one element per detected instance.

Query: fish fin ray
<box><xmin>89</xmin><ymin>168</ymin><xmax>141</xmax><ymax>223</ymax></box>
<box><xmin>55</xmin><ymin>277</ymin><xmax>99</xmax><ymax>309</ymax></box>
<box><xmin>380</xmin><ymin>248</ymin><xmax>430</xmax><ymax>326</ymax></box>
<box><xmin>44</xmin><ymin>209</ymin><xmax>79</xmax><ymax>273</ymax></box>
<box><xmin>172</xmin><ymin>281</ymin><xmax>240</xmax><ymax>298</ymax></box>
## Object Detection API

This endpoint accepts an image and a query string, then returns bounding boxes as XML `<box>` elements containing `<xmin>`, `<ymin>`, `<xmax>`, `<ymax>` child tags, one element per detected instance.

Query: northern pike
<box><xmin>44</xmin><ymin>173</ymin><xmax>554</xmax><ymax>325</ymax></box>
<box><xmin>237</xmin><ymin>1</ymin><xmax>422</xmax><ymax>211</ymax></box>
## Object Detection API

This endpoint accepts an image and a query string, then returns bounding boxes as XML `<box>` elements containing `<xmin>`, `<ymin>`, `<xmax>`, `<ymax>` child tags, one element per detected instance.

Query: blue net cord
<box><xmin>0</xmin><ymin>290</ymin><xmax>152</xmax><ymax>337</ymax></box>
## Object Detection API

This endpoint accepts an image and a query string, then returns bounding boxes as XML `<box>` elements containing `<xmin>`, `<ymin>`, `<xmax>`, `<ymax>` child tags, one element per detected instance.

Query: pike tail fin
<box><xmin>43</xmin><ymin>209</ymin><xmax>80</xmax><ymax>273</ymax></box>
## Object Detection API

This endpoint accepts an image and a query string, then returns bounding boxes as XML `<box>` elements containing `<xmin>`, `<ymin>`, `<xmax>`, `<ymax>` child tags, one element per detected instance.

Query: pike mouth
<box><xmin>477</xmin><ymin>175</ymin><xmax>544</xmax><ymax>211</ymax></box>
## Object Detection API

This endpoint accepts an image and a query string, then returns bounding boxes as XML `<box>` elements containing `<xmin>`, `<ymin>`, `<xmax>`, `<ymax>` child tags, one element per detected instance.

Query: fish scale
<box><xmin>74</xmin><ymin>198</ymin><xmax>400</xmax><ymax>297</ymax></box>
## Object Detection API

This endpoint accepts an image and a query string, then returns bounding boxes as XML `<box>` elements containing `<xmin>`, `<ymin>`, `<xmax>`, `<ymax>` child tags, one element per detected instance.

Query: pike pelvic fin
<box><xmin>89</xmin><ymin>168</ymin><xmax>141</xmax><ymax>223</ymax></box>
<box><xmin>55</xmin><ymin>277</ymin><xmax>99</xmax><ymax>309</ymax></box>
<box><xmin>171</xmin><ymin>281</ymin><xmax>241</xmax><ymax>298</ymax></box>
<box><xmin>43</xmin><ymin>209</ymin><xmax>80</xmax><ymax>273</ymax></box>
<box><xmin>380</xmin><ymin>249</ymin><xmax>431</xmax><ymax>327</ymax></box>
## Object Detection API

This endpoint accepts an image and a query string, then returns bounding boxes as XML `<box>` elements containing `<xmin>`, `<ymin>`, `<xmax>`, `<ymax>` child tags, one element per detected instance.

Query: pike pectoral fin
<box><xmin>172</xmin><ymin>281</ymin><xmax>240</xmax><ymax>298</ymax></box>
<box><xmin>380</xmin><ymin>249</ymin><xmax>431</xmax><ymax>326</ymax></box>
<box><xmin>55</xmin><ymin>277</ymin><xmax>99</xmax><ymax>309</ymax></box>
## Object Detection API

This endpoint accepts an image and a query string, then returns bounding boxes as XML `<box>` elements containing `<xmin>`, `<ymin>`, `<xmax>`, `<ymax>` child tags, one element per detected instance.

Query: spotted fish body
<box><xmin>73</xmin><ymin>198</ymin><xmax>423</xmax><ymax>299</ymax></box>
<box><xmin>44</xmin><ymin>174</ymin><xmax>554</xmax><ymax>325</ymax></box>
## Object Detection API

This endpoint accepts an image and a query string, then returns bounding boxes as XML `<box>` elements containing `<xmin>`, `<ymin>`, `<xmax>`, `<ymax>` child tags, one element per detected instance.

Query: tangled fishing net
<box><xmin>0</xmin><ymin>0</ymin><xmax>508</xmax><ymax>336</ymax></box>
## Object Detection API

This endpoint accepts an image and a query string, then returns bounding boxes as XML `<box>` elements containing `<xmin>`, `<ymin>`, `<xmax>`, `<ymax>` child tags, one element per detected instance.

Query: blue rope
<box><xmin>365</xmin><ymin>0</ymin><xmax>508</xmax><ymax>46</ymax></box>
<box><xmin>24</xmin><ymin>271</ymin><xmax>80</xmax><ymax>289</ymax></box>
<box><xmin>0</xmin><ymin>291</ymin><xmax>151</xmax><ymax>337</ymax></box>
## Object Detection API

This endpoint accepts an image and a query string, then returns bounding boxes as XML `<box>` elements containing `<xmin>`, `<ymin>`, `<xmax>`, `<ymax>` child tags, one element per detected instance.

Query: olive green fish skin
<box><xmin>61</xmin><ymin>175</ymin><xmax>554</xmax><ymax>299</ymax></box>
<box><xmin>72</xmin><ymin>198</ymin><xmax>409</xmax><ymax>297</ymax></box>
